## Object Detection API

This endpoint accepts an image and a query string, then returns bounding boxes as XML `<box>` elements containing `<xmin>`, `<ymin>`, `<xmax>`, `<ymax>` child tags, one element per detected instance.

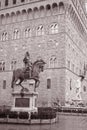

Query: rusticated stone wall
<box><xmin>0</xmin><ymin>0</ymin><xmax>87</xmax><ymax>107</ymax></box>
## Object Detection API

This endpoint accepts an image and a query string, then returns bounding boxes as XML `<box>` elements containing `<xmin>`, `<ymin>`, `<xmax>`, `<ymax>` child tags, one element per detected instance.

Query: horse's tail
<box><xmin>11</xmin><ymin>70</ymin><xmax>15</xmax><ymax>88</ymax></box>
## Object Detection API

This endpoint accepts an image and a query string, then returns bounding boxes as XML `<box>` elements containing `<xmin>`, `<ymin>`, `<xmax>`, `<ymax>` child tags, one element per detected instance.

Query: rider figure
<box><xmin>23</xmin><ymin>51</ymin><xmax>32</xmax><ymax>77</ymax></box>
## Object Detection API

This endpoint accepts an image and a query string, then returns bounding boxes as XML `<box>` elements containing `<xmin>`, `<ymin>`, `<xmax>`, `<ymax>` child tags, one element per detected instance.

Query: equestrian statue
<box><xmin>11</xmin><ymin>52</ymin><xmax>46</xmax><ymax>91</ymax></box>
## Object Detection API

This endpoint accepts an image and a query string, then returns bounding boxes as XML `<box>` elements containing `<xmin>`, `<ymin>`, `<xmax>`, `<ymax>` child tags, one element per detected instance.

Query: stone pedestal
<box><xmin>11</xmin><ymin>79</ymin><xmax>38</xmax><ymax>113</ymax></box>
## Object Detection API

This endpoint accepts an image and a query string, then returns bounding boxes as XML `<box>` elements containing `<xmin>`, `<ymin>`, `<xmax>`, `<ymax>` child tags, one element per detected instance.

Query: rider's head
<box><xmin>25</xmin><ymin>51</ymin><xmax>30</xmax><ymax>57</ymax></box>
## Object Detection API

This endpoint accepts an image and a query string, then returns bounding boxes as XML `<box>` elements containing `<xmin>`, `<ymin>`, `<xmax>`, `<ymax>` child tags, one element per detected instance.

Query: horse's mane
<box><xmin>33</xmin><ymin>59</ymin><xmax>46</xmax><ymax>66</ymax></box>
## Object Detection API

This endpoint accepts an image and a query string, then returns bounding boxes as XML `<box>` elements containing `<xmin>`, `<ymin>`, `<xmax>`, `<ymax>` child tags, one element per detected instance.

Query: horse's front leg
<box><xmin>11</xmin><ymin>78</ymin><xmax>19</xmax><ymax>90</ymax></box>
<box><xmin>34</xmin><ymin>80</ymin><xmax>40</xmax><ymax>92</ymax></box>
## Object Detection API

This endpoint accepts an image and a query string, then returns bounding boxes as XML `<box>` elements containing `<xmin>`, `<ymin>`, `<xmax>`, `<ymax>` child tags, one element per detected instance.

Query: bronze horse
<box><xmin>11</xmin><ymin>59</ymin><xmax>45</xmax><ymax>90</ymax></box>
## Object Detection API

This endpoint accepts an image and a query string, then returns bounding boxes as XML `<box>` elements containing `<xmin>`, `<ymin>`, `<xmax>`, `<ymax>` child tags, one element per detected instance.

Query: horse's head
<box><xmin>31</xmin><ymin>59</ymin><xmax>46</xmax><ymax>89</ymax></box>
<box><xmin>33</xmin><ymin>59</ymin><xmax>46</xmax><ymax>72</ymax></box>
<box><xmin>38</xmin><ymin>60</ymin><xmax>46</xmax><ymax>72</ymax></box>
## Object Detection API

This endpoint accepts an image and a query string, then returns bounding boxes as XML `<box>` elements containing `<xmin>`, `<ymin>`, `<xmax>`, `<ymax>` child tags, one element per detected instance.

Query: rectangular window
<box><xmin>13</xmin><ymin>0</ymin><xmax>16</xmax><ymax>4</ymax></box>
<box><xmin>83</xmin><ymin>86</ymin><xmax>86</xmax><ymax>92</ymax></box>
<box><xmin>0</xmin><ymin>2</ymin><xmax>1</xmax><ymax>8</ymax></box>
<box><xmin>47</xmin><ymin>78</ymin><xmax>51</xmax><ymax>89</ymax></box>
<box><xmin>21</xmin><ymin>0</ymin><xmax>25</xmax><ymax>2</ymax></box>
<box><xmin>3</xmin><ymin>80</ymin><xmax>6</xmax><ymax>89</ymax></box>
<box><xmin>5</xmin><ymin>0</ymin><xmax>8</xmax><ymax>6</ymax></box>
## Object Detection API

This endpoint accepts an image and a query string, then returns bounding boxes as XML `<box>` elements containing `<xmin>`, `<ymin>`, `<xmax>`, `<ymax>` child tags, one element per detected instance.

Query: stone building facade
<box><xmin>0</xmin><ymin>0</ymin><xmax>87</xmax><ymax>107</ymax></box>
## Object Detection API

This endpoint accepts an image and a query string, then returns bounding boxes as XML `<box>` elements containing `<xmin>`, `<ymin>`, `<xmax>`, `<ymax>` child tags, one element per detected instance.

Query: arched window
<box><xmin>50</xmin><ymin>58</ymin><xmax>53</xmax><ymax>67</ymax></box>
<box><xmin>24</xmin><ymin>27</ymin><xmax>31</xmax><ymax>38</ymax></box>
<box><xmin>59</xmin><ymin>2</ymin><xmax>64</xmax><ymax>8</ymax></box>
<box><xmin>11</xmin><ymin>60</ymin><xmax>17</xmax><ymax>70</ymax></box>
<box><xmin>1</xmin><ymin>31</ymin><xmax>8</xmax><ymax>41</ymax></box>
<box><xmin>46</xmin><ymin>4</ymin><xmax>51</xmax><ymax>10</ymax></box>
<box><xmin>49</xmin><ymin>23</ymin><xmax>58</xmax><ymax>34</ymax></box>
<box><xmin>46</xmin><ymin>4</ymin><xmax>51</xmax><ymax>16</ymax></box>
<box><xmin>54</xmin><ymin>57</ymin><xmax>57</xmax><ymax>67</ymax></box>
<box><xmin>16</xmin><ymin>11</ymin><xmax>21</xmax><ymax>21</ymax></box>
<box><xmin>52</xmin><ymin>3</ymin><xmax>58</xmax><ymax>9</ymax></box>
<box><xmin>22</xmin><ymin>9</ymin><xmax>27</xmax><ymax>20</ymax></box>
<box><xmin>11</xmin><ymin>12</ymin><xmax>16</xmax><ymax>22</ymax></box>
<box><xmin>49</xmin><ymin>56</ymin><xmax>57</xmax><ymax>68</ymax></box>
<box><xmin>27</xmin><ymin>8</ymin><xmax>33</xmax><ymax>19</ymax></box>
<box><xmin>6</xmin><ymin>13</ymin><xmax>10</xmax><ymax>23</ymax></box>
<box><xmin>1</xmin><ymin>14</ymin><xmax>5</xmax><ymax>24</ymax></box>
<box><xmin>36</xmin><ymin>25</ymin><xmax>44</xmax><ymax>36</ymax></box>
<box><xmin>13</xmin><ymin>29</ymin><xmax>20</xmax><ymax>39</ymax></box>
<box><xmin>52</xmin><ymin>3</ymin><xmax>58</xmax><ymax>13</ymax></box>
<box><xmin>0</xmin><ymin>61</ymin><xmax>5</xmax><ymax>71</ymax></box>
<box><xmin>39</xmin><ymin>6</ymin><xmax>45</xmax><ymax>17</ymax></box>
<box><xmin>5</xmin><ymin>32</ymin><xmax>8</xmax><ymax>40</ymax></box>
<box><xmin>33</xmin><ymin>7</ymin><xmax>39</xmax><ymax>18</ymax></box>
<box><xmin>59</xmin><ymin>2</ymin><xmax>65</xmax><ymax>12</ymax></box>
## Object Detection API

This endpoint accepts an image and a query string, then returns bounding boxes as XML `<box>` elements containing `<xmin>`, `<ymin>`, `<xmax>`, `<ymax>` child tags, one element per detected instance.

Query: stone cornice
<box><xmin>71</xmin><ymin>0</ymin><xmax>87</xmax><ymax>32</ymax></box>
<box><xmin>67</xmin><ymin>3</ymin><xmax>87</xmax><ymax>41</ymax></box>
<box><xmin>0</xmin><ymin>0</ymin><xmax>46</xmax><ymax>11</ymax></box>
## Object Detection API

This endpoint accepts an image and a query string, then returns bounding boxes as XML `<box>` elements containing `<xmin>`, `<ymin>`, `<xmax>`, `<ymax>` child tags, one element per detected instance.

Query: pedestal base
<box><xmin>11</xmin><ymin>79</ymin><xmax>38</xmax><ymax>113</ymax></box>
<box><xmin>11</xmin><ymin>91</ymin><xmax>38</xmax><ymax>113</ymax></box>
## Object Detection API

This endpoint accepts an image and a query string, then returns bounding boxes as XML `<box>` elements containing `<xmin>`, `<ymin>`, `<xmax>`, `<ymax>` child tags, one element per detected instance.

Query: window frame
<box><xmin>47</xmin><ymin>78</ymin><xmax>51</xmax><ymax>89</ymax></box>
<box><xmin>3</xmin><ymin>80</ymin><xmax>6</xmax><ymax>89</ymax></box>
<box><xmin>13</xmin><ymin>29</ymin><xmax>20</xmax><ymax>40</ymax></box>
<box><xmin>49</xmin><ymin>23</ymin><xmax>58</xmax><ymax>34</ymax></box>
<box><xmin>36</xmin><ymin>25</ymin><xmax>44</xmax><ymax>36</ymax></box>
<box><xmin>11</xmin><ymin>60</ymin><xmax>17</xmax><ymax>70</ymax></box>
<box><xmin>5</xmin><ymin>0</ymin><xmax>8</xmax><ymax>6</ymax></box>
<box><xmin>0</xmin><ymin>61</ymin><xmax>5</xmax><ymax>71</ymax></box>
<box><xmin>1</xmin><ymin>31</ymin><xmax>8</xmax><ymax>41</ymax></box>
<box><xmin>13</xmin><ymin>0</ymin><xmax>16</xmax><ymax>4</ymax></box>
<box><xmin>21</xmin><ymin>0</ymin><xmax>25</xmax><ymax>2</ymax></box>
<box><xmin>24</xmin><ymin>27</ymin><xmax>31</xmax><ymax>38</ymax></box>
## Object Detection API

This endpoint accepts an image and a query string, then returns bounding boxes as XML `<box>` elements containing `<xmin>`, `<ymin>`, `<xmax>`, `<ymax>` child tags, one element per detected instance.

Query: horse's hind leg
<box><xmin>19</xmin><ymin>83</ymin><xmax>24</xmax><ymax>89</ymax></box>
<box><xmin>19</xmin><ymin>83</ymin><xmax>29</xmax><ymax>92</ymax></box>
